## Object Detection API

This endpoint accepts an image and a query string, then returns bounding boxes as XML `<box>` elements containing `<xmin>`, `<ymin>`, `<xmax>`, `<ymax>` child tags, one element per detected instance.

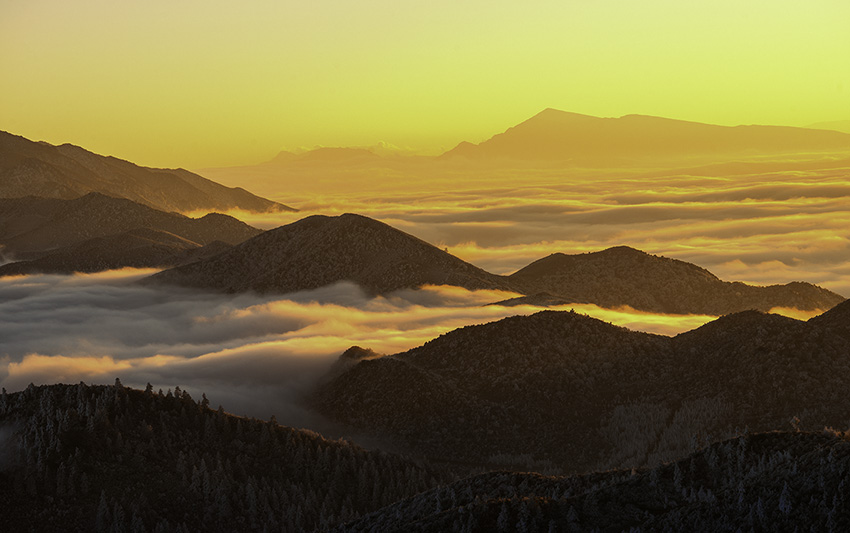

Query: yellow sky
<box><xmin>2</xmin><ymin>0</ymin><xmax>849</xmax><ymax>168</ymax></box>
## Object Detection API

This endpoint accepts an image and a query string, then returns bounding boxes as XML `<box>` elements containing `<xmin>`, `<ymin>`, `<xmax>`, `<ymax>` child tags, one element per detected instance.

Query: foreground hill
<box><xmin>144</xmin><ymin>213</ymin><xmax>514</xmax><ymax>295</ymax></box>
<box><xmin>506</xmin><ymin>246</ymin><xmax>844</xmax><ymax>314</ymax></box>
<box><xmin>340</xmin><ymin>431</ymin><xmax>850</xmax><ymax>532</ymax></box>
<box><xmin>0</xmin><ymin>382</ymin><xmax>446</xmax><ymax>532</ymax></box>
<box><xmin>0</xmin><ymin>130</ymin><xmax>292</xmax><ymax>213</ymax></box>
<box><xmin>0</xmin><ymin>228</ymin><xmax>233</xmax><ymax>276</ymax></box>
<box><xmin>443</xmin><ymin>108</ymin><xmax>850</xmax><ymax>161</ymax></box>
<box><xmin>0</xmin><ymin>193</ymin><xmax>260</xmax><ymax>260</ymax></box>
<box><xmin>315</xmin><ymin>301</ymin><xmax>850</xmax><ymax>473</ymax></box>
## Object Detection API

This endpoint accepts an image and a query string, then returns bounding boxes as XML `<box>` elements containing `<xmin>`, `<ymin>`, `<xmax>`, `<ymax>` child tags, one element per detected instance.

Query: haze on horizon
<box><xmin>2</xmin><ymin>0</ymin><xmax>849</xmax><ymax>168</ymax></box>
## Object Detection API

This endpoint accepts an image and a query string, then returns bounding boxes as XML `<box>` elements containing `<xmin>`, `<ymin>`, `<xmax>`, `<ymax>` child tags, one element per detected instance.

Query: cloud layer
<box><xmin>206</xmin><ymin>153</ymin><xmax>850</xmax><ymax>297</ymax></box>
<box><xmin>1</xmin><ymin>270</ymin><xmax>723</xmax><ymax>423</ymax></box>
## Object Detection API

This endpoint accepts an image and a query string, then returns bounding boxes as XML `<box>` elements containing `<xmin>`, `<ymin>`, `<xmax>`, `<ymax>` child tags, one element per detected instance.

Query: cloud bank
<box><xmin>1</xmin><ymin>270</ymin><xmax>722</xmax><ymax>423</ymax></box>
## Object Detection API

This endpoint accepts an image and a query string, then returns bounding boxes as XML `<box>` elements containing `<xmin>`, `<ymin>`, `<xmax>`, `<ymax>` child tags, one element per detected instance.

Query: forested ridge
<box><xmin>339</xmin><ymin>430</ymin><xmax>850</xmax><ymax>532</ymax></box>
<box><xmin>0</xmin><ymin>382</ymin><xmax>447</xmax><ymax>532</ymax></box>
<box><xmin>317</xmin><ymin>302</ymin><xmax>850</xmax><ymax>473</ymax></box>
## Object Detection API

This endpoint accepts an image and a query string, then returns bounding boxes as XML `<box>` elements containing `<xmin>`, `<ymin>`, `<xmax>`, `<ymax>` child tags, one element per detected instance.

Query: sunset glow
<box><xmin>2</xmin><ymin>0</ymin><xmax>848</xmax><ymax>168</ymax></box>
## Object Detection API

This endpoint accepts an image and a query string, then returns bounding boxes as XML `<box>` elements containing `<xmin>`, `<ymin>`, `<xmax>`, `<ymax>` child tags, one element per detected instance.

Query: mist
<box><xmin>0</xmin><ymin>269</ymin><xmax>731</xmax><ymax>424</ymax></box>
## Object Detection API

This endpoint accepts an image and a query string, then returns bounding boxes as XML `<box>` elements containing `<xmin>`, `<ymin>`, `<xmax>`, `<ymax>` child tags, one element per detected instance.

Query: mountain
<box><xmin>807</xmin><ymin>119</ymin><xmax>850</xmax><ymax>134</ymax></box>
<box><xmin>339</xmin><ymin>431</ymin><xmax>850</xmax><ymax>532</ymax></box>
<box><xmin>506</xmin><ymin>246</ymin><xmax>844</xmax><ymax>314</ymax></box>
<box><xmin>143</xmin><ymin>213</ymin><xmax>515</xmax><ymax>295</ymax></box>
<box><xmin>0</xmin><ymin>193</ymin><xmax>260</xmax><ymax>260</ymax></box>
<box><xmin>0</xmin><ymin>130</ymin><xmax>293</xmax><ymax>213</ymax></box>
<box><xmin>0</xmin><ymin>228</ymin><xmax>233</xmax><ymax>276</ymax></box>
<box><xmin>315</xmin><ymin>303</ymin><xmax>850</xmax><ymax>473</ymax></box>
<box><xmin>0</xmin><ymin>382</ymin><xmax>448</xmax><ymax>532</ymax></box>
<box><xmin>443</xmin><ymin>109</ymin><xmax>850</xmax><ymax>161</ymax></box>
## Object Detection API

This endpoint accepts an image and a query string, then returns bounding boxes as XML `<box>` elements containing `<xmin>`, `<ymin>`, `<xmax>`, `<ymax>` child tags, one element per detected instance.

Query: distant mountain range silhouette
<box><xmin>443</xmin><ymin>109</ymin><xmax>850</xmax><ymax>160</ymax></box>
<box><xmin>0</xmin><ymin>130</ymin><xmax>293</xmax><ymax>213</ymax></box>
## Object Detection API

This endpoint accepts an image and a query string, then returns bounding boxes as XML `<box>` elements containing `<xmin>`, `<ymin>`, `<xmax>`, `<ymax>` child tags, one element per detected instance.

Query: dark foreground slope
<box><xmin>340</xmin><ymin>431</ymin><xmax>850</xmax><ymax>532</ymax></box>
<box><xmin>0</xmin><ymin>382</ymin><xmax>446</xmax><ymax>532</ymax></box>
<box><xmin>145</xmin><ymin>213</ymin><xmax>514</xmax><ymax>295</ymax></box>
<box><xmin>0</xmin><ymin>130</ymin><xmax>292</xmax><ymax>213</ymax></box>
<box><xmin>0</xmin><ymin>193</ymin><xmax>259</xmax><ymax>261</ymax></box>
<box><xmin>506</xmin><ymin>246</ymin><xmax>843</xmax><ymax>314</ymax></box>
<box><xmin>316</xmin><ymin>301</ymin><xmax>850</xmax><ymax>473</ymax></box>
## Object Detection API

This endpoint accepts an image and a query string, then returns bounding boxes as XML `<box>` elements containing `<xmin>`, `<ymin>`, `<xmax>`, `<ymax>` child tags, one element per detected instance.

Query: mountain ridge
<box><xmin>315</xmin><ymin>303</ymin><xmax>850</xmax><ymax>472</ymax></box>
<box><xmin>143</xmin><ymin>213</ymin><xmax>514</xmax><ymax>294</ymax></box>
<box><xmin>0</xmin><ymin>130</ymin><xmax>294</xmax><ymax>213</ymax></box>
<box><xmin>0</xmin><ymin>193</ymin><xmax>260</xmax><ymax>261</ymax></box>
<box><xmin>443</xmin><ymin>108</ymin><xmax>850</xmax><ymax>160</ymax></box>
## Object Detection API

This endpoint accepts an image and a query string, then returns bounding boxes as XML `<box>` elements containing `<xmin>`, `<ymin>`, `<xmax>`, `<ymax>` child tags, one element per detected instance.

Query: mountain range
<box><xmin>443</xmin><ymin>109</ymin><xmax>850</xmax><ymax>161</ymax></box>
<box><xmin>6</xmin><ymin>383</ymin><xmax>848</xmax><ymax>532</ymax></box>
<box><xmin>144</xmin><ymin>213</ymin><xmax>843</xmax><ymax>315</ymax></box>
<box><xmin>0</xmin><ymin>130</ymin><xmax>292</xmax><ymax>213</ymax></box>
<box><xmin>315</xmin><ymin>300</ymin><xmax>850</xmax><ymax>473</ymax></box>
<box><xmin>0</xmin><ymin>193</ymin><xmax>259</xmax><ymax>262</ymax></box>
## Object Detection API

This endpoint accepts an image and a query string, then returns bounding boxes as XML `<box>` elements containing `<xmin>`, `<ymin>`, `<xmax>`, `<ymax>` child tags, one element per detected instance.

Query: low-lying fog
<box><xmin>1</xmin><ymin>269</ymin><xmax>724</xmax><ymax>425</ymax></box>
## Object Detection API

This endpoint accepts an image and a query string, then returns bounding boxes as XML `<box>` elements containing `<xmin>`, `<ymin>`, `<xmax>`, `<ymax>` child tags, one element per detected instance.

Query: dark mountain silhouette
<box><xmin>143</xmin><ymin>213</ymin><xmax>514</xmax><ymax>294</ymax></box>
<box><xmin>339</xmin><ymin>431</ymin><xmax>850</xmax><ymax>532</ymax></box>
<box><xmin>0</xmin><ymin>130</ymin><xmax>293</xmax><ymax>213</ymax></box>
<box><xmin>0</xmin><ymin>228</ymin><xmax>233</xmax><ymax>276</ymax></box>
<box><xmin>0</xmin><ymin>193</ymin><xmax>260</xmax><ymax>260</ymax></box>
<box><xmin>807</xmin><ymin>119</ymin><xmax>850</xmax><ymax>134</ymax></box>
<box><xmin>506</xmin><ymin>246</ymin><xmax>844</xmax><ymax>314</ymax></box>
<box><xmin>443</xmin><ymin>108</ymin><xmax>850</xmax><ymax>161</ymax></box>
<box><xmin>315</xmin><ymin>303</ymin><xmax>850</xmax><ymax>474</ymax></box>
<box><xmin>143</xmin><ymin>213</ymin><xmax>842</xmax><ymax>315</ymax></box>
<box><xmin>0</xmin><ymin>382</ymin><xmax>448</xmax><ymax>532</ymax></box>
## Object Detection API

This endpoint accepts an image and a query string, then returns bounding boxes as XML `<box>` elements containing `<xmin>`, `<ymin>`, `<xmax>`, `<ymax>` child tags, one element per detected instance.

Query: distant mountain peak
<box><xmin>441</xmin><ymin>109</ymin><xmax>850</xmax><ymax>160</ymax></box>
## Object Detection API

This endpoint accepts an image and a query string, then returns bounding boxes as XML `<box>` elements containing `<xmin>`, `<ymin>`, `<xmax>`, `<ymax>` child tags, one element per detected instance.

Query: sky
<box><xmin>2</xmin><ymin>0</ymin><xmax>849</xmax><ymax>168</ymax></box>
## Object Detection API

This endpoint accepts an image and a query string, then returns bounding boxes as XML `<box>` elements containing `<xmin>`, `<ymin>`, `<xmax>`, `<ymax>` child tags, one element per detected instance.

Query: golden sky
<box><xmin>2</xmin><ymin>0</ymin><xmax>849</xmax><ymax>168</ymax></box>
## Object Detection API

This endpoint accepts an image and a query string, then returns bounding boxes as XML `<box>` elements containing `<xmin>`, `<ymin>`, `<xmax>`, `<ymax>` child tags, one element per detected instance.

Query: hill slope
<box><xmin>144</xmin><ymin>213</ymin><xmax>515</xmax><ymax>294</ymax></box>
<box><xmin>0</xmin><ymin>130</ymin><xmax>293</xmax><ymax>213</ymax></box>
<box><xmin>315</xmin><ymin>302</ymin><xmax>850</xmax><ymax>473</ymax></box>
<box><xmin>0</xmin><ymin>382</ymin><xmax>447</xmax><ymax>532</ymax></box>
<box><xmin>339</xmin><ymin>431</ymin><xmax>850</xmax><ymax>532</ymax></box>
<box><xmin>0</xmin><ymin>193</ymin><xmax>260</xmax><ymax>260</ymax></box>
<box><xmin>444</xmin><ymin>109</ymin><xmax>850</xmax><ymax>160</ymax></box>
<box><xmin>507</xmin><ymin>246</ymin><xmax>844</xmax><ymax>314</ymax></box>
<box><xmin>0</xmin><ymin>228</ymin><xmax>233</xmax><ymax>276</ymax></box>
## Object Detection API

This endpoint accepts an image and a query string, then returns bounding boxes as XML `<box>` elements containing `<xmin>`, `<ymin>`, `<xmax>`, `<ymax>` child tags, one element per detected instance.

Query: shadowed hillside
<box><xmin>0</xmin><ymin>382</ymin><xmax>447</xmax><ymax>532</ymax></box>
<box><xmin>316</xmin><ymin>301</ymin><xmax>850</xmax><ymax>473</ymax></box>
<box><xmin>506</xmin><ymin>246</ymin><xmax>844</xmax><ymax>314</ymax></box>
<box><xmin>0</xmin><ymin>193</ymin><xmax>260</xmax><ymax>261</ymax></box>
<box><xmin>143</xmin><ymin>213</ymin><xmax>514</xmax><ymax>295</ymax></box>
<box><xmin>0</xmin><ymin>130</ymin><xmax>293</xmax><ymax>213</ymax></box>
<box><xmin>0</xmin><ymin>228</ymin><xmax>232</xmax><ymax>276</ymax></box>
<box><xmin>339</xmin><ymin>431</ymin><xmax>850</xmax><ymax>532</ymax></box>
